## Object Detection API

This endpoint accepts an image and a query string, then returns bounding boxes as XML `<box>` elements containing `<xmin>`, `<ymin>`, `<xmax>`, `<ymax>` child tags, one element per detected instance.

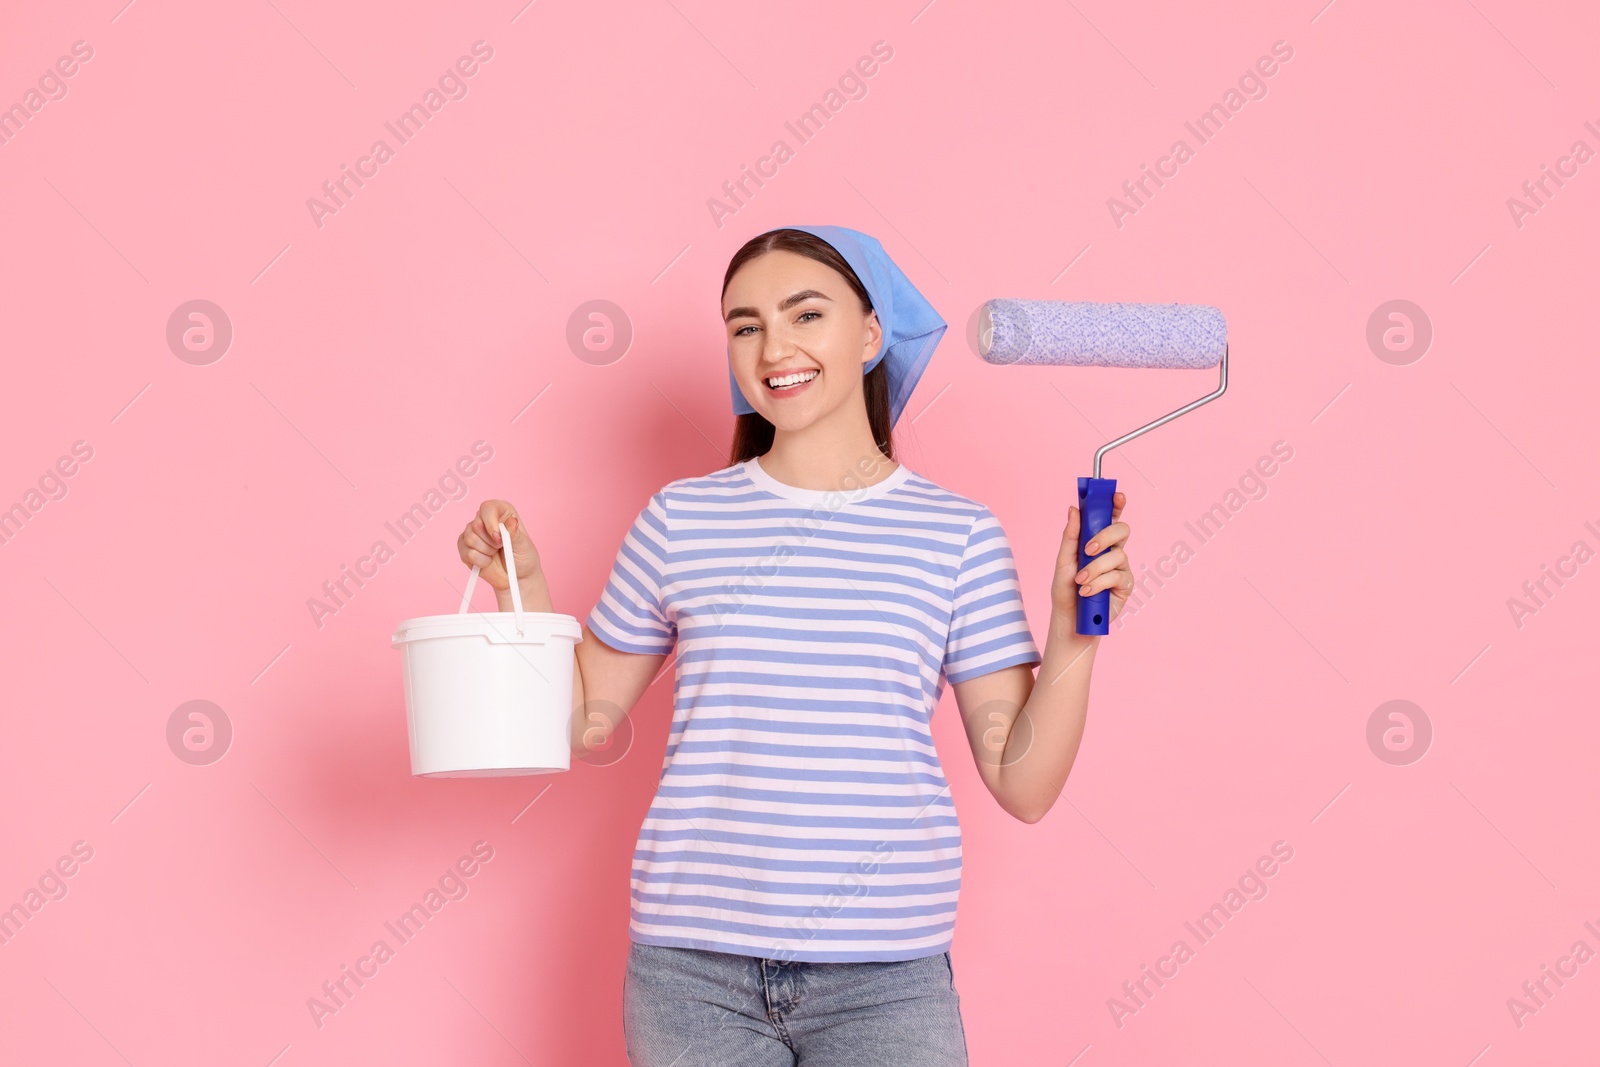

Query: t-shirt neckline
<box><xmin>743</xmin><ymin>455</ymin><xmax>912</xmax><ymax>505</ymax></box>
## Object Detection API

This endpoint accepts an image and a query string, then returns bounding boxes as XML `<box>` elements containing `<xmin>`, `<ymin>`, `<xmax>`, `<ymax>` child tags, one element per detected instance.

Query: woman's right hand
<box><xmin>459</xmin><ymin>499</ymin><xmax>542</xmax><ymax>591</ymax></box>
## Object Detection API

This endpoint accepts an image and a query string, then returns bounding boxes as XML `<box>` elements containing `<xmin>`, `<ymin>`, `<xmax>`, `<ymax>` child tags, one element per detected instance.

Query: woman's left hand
<box><xmin>1052</xmin><ymin>492</ymin><xmax>1134</xmax><ymax>625</ymax></box>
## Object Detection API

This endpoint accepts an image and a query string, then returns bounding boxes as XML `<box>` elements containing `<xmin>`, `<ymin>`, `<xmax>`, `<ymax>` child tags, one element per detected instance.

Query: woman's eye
<box><xmin>733</xmin><ymin>310</ymin><xmax>817</xmax><ymax>336</ymax></box>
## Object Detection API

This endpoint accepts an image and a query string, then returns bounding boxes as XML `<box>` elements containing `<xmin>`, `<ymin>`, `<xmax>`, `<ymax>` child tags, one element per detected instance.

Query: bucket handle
<box><xmin>458</xmin><ymin>521</ymin><xmax>525</xmax><ymax>636</ymax></box>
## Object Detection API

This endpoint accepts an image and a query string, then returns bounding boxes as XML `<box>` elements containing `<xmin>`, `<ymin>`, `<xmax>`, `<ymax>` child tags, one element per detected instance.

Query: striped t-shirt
<box><xmin>585</xmin><ymin>455</ymin><xmax>1041</xmax><ymax>963</ymax></box>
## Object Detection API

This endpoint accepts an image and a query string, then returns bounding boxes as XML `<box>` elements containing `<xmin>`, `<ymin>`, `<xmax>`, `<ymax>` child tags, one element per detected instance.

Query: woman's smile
<box><xmin>765</xmin><ymin>367</ymin><xmax>820</xmax><ymax>396</ymax></box>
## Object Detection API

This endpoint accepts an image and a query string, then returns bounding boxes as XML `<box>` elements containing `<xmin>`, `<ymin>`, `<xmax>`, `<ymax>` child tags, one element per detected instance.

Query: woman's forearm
<box><xmin>998</xmin><ymin>608</ymin><xmax>1098</xmax><ymax>823</ymax></box>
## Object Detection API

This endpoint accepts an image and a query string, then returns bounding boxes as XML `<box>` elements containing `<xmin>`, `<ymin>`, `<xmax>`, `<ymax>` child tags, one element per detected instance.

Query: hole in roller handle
<box><xmin>457</xmin><ymin>521</ymin><xmax>525</xmax><ymax>635</ymax></box>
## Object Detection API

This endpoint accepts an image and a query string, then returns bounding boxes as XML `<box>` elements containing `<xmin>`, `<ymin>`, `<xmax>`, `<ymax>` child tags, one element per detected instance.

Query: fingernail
<box><xmin>1086</xmin><ymin>542</ymin><xmax>1098</xmax><ymax>553</ymax></box>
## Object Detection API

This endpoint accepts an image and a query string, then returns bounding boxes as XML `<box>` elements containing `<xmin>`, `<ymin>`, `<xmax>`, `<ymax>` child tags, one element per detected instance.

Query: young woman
<box><xmin>457</xmin><ymin>225</ymin><xmax>1134</xmax><ymax>1066</ymax></box>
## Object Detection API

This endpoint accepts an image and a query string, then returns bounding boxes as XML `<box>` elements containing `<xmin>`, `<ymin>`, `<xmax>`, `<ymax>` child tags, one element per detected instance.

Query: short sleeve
<box><xmin>942</xmin><ymin>506</ymin><xmax>1041</xmax><ymax>684</ymax></box>
<box><xmin>585</xmin><ymin>490</ymin><xmax>676</xmax><ymax>655</ymax></box>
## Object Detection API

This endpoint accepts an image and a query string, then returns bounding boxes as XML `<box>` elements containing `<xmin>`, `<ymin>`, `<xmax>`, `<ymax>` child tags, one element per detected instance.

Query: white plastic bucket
<box><xmin>391</xmin><ymin>522</ymin><xmax>581</xmax><ymax>777</ymax></box>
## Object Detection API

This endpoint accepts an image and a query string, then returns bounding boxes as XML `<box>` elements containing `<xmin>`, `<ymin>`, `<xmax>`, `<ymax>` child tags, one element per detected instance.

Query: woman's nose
<box><xmin>758</xmin><ymin>329</ymin><xmax>798</xmax><ymax>364</ymax></box>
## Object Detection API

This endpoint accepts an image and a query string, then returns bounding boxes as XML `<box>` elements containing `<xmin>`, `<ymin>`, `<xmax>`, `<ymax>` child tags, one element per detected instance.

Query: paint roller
<box><xmin>975</xmin><ymin>298</ymin><xmax>1229</xmax><ymax>636</ymax></box>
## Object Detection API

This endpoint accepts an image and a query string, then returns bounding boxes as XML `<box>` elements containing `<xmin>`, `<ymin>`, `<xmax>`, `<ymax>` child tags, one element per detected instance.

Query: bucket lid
<box><xmin>391</xmin><ymin>611</ymin><xmax>582</xmax><ymax>647</ymax></box>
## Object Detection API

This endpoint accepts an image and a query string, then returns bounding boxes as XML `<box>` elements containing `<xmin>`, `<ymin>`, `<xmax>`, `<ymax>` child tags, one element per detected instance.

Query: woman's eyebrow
<box><xmin>724</xmin><ymin>289</ymin><xmax>833</xmax><ymax>322</ymax></box>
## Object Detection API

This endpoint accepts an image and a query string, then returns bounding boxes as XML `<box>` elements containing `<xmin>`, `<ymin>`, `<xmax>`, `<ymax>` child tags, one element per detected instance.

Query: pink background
<box><xmin>2</xmin><ymin>0</ymin><xmax>1596</xmax><ymax>1063</ymax></box>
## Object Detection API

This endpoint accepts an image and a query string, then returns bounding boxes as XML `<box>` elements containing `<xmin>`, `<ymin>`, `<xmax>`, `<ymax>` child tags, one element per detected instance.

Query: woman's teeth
<box><xmin>766</xmin><ymin>369</ymin><xmax>819</xmax><ymax>389</ymax></box>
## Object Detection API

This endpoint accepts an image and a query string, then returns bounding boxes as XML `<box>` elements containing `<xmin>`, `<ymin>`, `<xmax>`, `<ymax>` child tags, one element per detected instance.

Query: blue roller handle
<box><xmin>1076</xmin><ymin>477</ymin><xmax>1118</xmax><ymax>636</ymax></box>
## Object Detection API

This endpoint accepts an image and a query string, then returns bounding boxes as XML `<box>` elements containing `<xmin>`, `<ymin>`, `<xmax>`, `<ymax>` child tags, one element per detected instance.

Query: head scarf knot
<box><xmin>728</xmin><ymin>224</ymin><xmax>947</xmax><ymax>428</ymax></box>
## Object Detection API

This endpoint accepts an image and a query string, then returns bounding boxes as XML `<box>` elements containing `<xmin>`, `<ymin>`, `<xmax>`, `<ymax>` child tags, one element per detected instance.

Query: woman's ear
<box><xmin>861</xmin><ymin>309</ymin><xmax>884</xmax><ymax>367</ymax></box>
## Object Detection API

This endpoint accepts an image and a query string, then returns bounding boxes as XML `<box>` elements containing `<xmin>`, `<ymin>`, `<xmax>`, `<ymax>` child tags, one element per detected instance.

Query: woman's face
<box><xmin>723</xmin><ymin>250</ymin><xmax>882</xmax><ymax>431</ymax></box>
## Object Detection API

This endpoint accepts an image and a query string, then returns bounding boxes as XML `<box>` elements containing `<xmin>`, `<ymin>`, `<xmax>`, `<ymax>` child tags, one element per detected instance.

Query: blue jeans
<box><xmin>623</xmin><ymin>941</ymin><xmax>969</xmax><ymax>1066</ymax></box>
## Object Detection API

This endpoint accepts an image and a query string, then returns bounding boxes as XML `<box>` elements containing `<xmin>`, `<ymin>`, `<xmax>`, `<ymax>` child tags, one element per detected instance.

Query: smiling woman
<box><xmin>458</xmin><ymin>224</ymin><xmax>1136</xmax><ymax>1067</ymax></box>
<box><xmin>594</xmin><ymin>226</ymin><xmax>1092</xmax><ymax>1066</ymax></box>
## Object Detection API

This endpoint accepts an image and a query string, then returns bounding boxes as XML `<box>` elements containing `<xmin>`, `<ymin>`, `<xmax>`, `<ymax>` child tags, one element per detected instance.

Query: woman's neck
<box><xmin>760</xmin><ymin>419</ymin><xmax>897</xmax><ymax>492</ymax></box>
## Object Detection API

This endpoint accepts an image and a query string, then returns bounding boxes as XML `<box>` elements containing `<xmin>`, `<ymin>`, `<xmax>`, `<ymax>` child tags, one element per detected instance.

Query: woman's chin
<box><xmin>752</xmin><ymin>383</ymin><xmax>831</xmax><ymax>428</ymax></box>
<box><xmin>759</xmin><ymin>394</ymin><xmax>841</xmax><ymax>431</ymax></box>
<box><xmin>760</xmin><ymin>410</ymin><xmax>815</xmax><ymax>432</ymax></box>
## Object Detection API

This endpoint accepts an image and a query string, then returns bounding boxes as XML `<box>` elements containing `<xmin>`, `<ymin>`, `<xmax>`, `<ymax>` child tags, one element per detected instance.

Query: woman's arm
<box><xmin>950</xmin><ymin>494</ymin><xmax>1132</xmax><ymax>824</ymax></box>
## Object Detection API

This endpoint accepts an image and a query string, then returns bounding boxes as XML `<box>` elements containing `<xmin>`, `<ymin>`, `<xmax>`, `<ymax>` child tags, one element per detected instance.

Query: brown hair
<box><xmin>722</xmin><ymin>228</ymin><xmax>893</xmax><ymax>465</ymax></box>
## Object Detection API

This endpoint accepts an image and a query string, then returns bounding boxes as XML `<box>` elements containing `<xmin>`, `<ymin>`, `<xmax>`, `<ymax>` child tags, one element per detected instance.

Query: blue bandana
<box><xmin>727</xmin><ymin>225</ymin><xmax>947</xmax><ymax>428</ymax></box>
